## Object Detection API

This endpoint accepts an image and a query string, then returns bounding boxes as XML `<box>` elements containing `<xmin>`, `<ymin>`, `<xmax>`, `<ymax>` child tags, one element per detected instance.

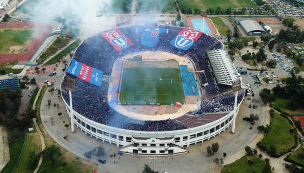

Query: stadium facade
<box><xmin>61</xmin><ymin>25</ymin><xmax>244</xmax><ymax>155</ymax></box>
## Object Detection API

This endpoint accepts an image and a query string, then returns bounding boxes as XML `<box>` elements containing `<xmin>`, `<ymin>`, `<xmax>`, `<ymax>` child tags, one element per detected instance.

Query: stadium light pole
<box><xmin>231</xmin><ymin>78</ymin><xmax>241</xmax><ymax>134</ymax></box>
<box><xmin>65</xmin><ymin>77</ymin><xmax>75</xmax><ymax>133</ymax></box>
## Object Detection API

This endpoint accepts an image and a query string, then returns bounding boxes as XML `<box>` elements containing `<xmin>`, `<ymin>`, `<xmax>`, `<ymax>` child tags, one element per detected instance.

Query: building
<box><xmin>240</xmin><ymin>20</ymin><xmax>266</xmax><ymax>36</ymax></box>
<box><xmin>0</xmin><ymin>74</ymin><xmax>20</xmax><ymax>90</ymax></box>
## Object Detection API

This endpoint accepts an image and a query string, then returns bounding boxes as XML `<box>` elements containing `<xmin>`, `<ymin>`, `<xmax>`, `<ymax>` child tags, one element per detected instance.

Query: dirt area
<box><xmin>0</xmin><ymin>126</ymin><xmax>9</xmax><ymax>172</ymax></box>
<box><xmin>254</xmin><ymin>18</ymin><xmax>279</xmax><ymax>24</ymax></box>
<box><xmin>9</xmin><ymin>46</ymin><xmax>24</xmax><ymax>53</ymax></box>
<box><xmin>294</xmin><ymin>17</ymin><xmax>304</xmax><ymax>31</ymax></box>
<box><xmin>267</xmin><ymin>23</ymin><xmax>287</xmax><ymax>35</ymax></box>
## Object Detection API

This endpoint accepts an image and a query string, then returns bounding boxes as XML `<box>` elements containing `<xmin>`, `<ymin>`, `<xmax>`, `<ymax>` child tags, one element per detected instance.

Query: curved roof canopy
<box><xmin>240</xmin><ymin>20</ymin><xmax>265</xmax><ymax>34</ymax></box>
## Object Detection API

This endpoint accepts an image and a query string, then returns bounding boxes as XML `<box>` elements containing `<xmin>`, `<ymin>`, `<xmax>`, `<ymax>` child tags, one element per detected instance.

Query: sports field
<box><xmin>182</xmin><ymin>0</ymin><xmax>257</xmax><ymax>11</ymax></box>
<box><xmin>119</xmin><ymin>60</ymin><xmax>185</xmax><ymax>105</ymax></box>
<box><xmin>0</xmin><ymin>28</ymin><xmax>34</xmax><ymax>54</ymax></box>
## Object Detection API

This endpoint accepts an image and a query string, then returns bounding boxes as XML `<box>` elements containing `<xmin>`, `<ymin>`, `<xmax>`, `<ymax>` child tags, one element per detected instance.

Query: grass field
<box><xmin>119</xmin><ymin>61</ymin><xmax>185</xmax><ymax>105</ymax></box>
<box><xmin>0</xmin><ymin>29</ymin><xmax>34</xmax><ymax>54</ymax></box>
<box><xmin>181</xmin><ymin>0</ymin><xmax>257</xmax><ymax>11</ymax></box>
<box><xmin>43</xmin><ymin>39</ymin><xmax>81</xmax><ymax>66</ymax></box>
<box><xmin>13</xmin><ymin>131</ymin><xmax>41</xmax><ymax>173</ymax></box>
<box><xmin>272</xmin><ymin>96</ymin><xmax>304</xmax><ymax>115</ymax></box>
<box><xmin>1</xmin><ymin>134</ymin><xmax>25</xmax><ymax>173</ymax></box>
<box><xmin>261</xmin><ymin>113</ymin><xmax>296</xmax><ymax>154</ymax></box>
<box><xmin>29</xmin><ymin>87</ymin><xmax>40</xmax><ymax>109</ymax></box>
<box><xmin>286</xmin><ymin>146</ymin><xmax>304</xmax><ymax>165</ymax></box>
<box><xmin>209</xmin><ymin>17</ymin><xmax>230</xmax><ymax>36</ymax></box>
<box><xmin>137</xmin><ymin>0</ymin><xmax>175</xmax><ymax>13</ymax></box>
<box><xmin>221</xmin><ymin>155</ymin><xmax>266</xmax><ymax>173</ymax></box>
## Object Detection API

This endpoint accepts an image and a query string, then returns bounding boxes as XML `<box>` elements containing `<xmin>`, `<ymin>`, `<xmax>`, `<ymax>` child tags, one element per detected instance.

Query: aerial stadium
<box><xmin>61</xmin><ymin>24</ymin><xmax>244</xmax><ymax>155</ymax></box>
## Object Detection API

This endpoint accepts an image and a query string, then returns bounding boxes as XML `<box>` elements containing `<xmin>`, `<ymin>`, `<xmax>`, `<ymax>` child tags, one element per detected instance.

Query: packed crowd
<box><xmin>61</xmin><ymin>25</ymin><xmax>241</xmax><ymax>131</ymax></box>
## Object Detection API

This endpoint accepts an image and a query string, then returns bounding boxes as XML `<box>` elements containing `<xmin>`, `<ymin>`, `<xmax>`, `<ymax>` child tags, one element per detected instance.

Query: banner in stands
<box><xmin>101</xmin><ymin>28</ymin><xmax>134</xmax><ymax>51</ymax></box>
<box><xmin>67</xmin><ymin>60</ymin><xmax>103</xmax><ymax>86</ymax></box>
<box><xmin>78</xmin><ymin>64</ymin><xmax>93</xmax><ymax>82</ymax></box>
<box><xmin>89</xmin><ymin>68</ymin><xmax>103</xmax><ymax>86</ymax></box>
<box><xmin>170</xmin><ymin>29</ymin><xmax>203</xmax><ymax>50</ymax></box>
<box><xmin>137</xmin><ymin>27</ymin><xmax>168</xmax><ymax>47</ymax></box>
<box><xmin>67</xmin><ymin>59</ymin><xmax>82</xmax><ymax>76</ymax></box>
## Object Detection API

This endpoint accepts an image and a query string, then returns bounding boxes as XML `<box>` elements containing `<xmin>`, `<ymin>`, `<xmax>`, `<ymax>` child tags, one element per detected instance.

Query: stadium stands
<box><xmin>61</xmin><ymin>25</ymin><xmax>244</xmax><ymax>132</ymax></box>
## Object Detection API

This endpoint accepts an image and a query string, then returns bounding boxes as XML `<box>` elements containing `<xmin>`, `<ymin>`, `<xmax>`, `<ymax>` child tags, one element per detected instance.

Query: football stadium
<box><xmin>61</xmin><ymin>24</ymin><xmax>244</xmax><ymax>155</ymax></box>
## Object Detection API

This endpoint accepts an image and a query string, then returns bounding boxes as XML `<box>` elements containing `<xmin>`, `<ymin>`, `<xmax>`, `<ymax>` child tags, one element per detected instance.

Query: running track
<box><xmin>0</xmin><ymin>21</ymin><xmax>52</xmax><ymax>64</ymax></box>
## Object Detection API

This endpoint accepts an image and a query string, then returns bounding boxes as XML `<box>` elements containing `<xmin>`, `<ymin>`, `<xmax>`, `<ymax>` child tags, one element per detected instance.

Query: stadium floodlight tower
<box><xmin>231</xmin><ymin>78</ymin><xmax>242</xmax><ymax>134</ymax></box>
<box><xmin>65</xmin><ymin>77</ymin><xmax>76</xmax><ymax>133</ymax></box>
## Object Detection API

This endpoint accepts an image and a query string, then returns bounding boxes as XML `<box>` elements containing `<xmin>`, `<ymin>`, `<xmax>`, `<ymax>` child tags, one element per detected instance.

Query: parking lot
<box><xmin>270</xmin><ymin>52</ymin><xmax>296</xmax><ymax>72</ymax></box>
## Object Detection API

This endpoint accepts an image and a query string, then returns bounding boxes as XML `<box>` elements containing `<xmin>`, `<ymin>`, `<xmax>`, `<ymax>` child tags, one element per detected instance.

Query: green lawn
<box><xmin>137</xmin><ymin>0</ymin><xmax>175</xmax><ymax>13</ymax></box>
<box><xmin>209</xmin><ymin>17</ymin><xmax>230</xmax><ymax>36</ymax></box>
<box><xmin>1</xmin><ymin>134</ymin><xmax>25</xmax><ymax>173</ymax></box>
<box><xmin>181</xmin><ymin>0</ymin><xmax>257</xmax><ymax>11</ymax></box>
<box><xmin>0</xmin><ymin>29</ymin><xmax>34</xmax><ymax>54</ymax></box>
<box><xmin>43</xmin><ymin>40</ymin><xmax>81</xmax><ymax>66</ymax></box>
<box><xmin>221</xmin><ymin>155</ymin><xmax>266</xmax><ymax>173</ymax></box>
<box><xmin>286</xmin><ymin>146</ymin><xmax>304</xmax><ymax>166</ymax></box>
<box><xmin>272</xmin><ymin>96</ymin><xmax>304</xmax><ymax>115</ymax></box>
<box><xmin>119</xmin><ymin>61</ymin><xmax>185</xmax><ymax>105</ymax></box>
<box><xmin>240</xmin><ymin>37</ymin><xmax>256</xmax><ymax>42</ymax></box>
<box><xmin>0</xmin><ymin>68</ymin><xmax>23</xmax><ymax>74</ymax></box>
<box><xmin>261</xmin><ymin>113</ymin><xmax>296</xmax><ymax>154</ymax></box>
<box><xmin>29</xmin><ymin>87</ymin><xmax>40</xmax><ymax>109</ymax></box>
<box><xmin>14</xmin><ymin>131</ymin><xmax>41</xmax><ymax>173</ymax></box>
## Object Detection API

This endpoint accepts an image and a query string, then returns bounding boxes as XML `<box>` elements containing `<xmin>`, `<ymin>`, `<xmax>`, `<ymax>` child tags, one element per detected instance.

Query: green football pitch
<box><xmin>119</xmin><ymin>61</ymin><xmax>185</xmax><ymax>105</ymax></box>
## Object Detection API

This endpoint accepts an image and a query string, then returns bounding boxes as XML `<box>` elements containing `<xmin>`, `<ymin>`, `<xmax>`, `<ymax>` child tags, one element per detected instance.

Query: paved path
<box><xmin>219</xmin><ymin>17</ymin><xmax>234</xmax><ymax>33</ymax></box>
<box><xmin>32</xmin><ymin>87</ymin><xmax>46</xmax><ymax>173</ymax></box>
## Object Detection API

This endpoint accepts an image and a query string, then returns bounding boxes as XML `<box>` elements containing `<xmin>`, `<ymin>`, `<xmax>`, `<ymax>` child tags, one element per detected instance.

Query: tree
<box><xmin>84</xmin><ymin>151</ymin><xmax>92</xmax><ymax>160</ymax></box>
<box><xmin>96</xmin><ymin>146</ymin><xmax>105</xmax><ymax>156</ymax></box>
<box><xmin>228</xmin><ymin>42</ymin><xmax>234</xmax><ymax>49</ymax></box>
<box><xmin>236</xmin><ymin>41</ymin><xmax>244</xmax><ymax>50</ymax></box>
<box><xmin>31</xmin><ymin>77</ymin><xmax>36</xmax><ymax>84</ymax></box>
<box><xmin>207</xmin><ymin>146</ymin><xmax>213</xmax><ymax>155</ymax></box>
<box><xmin>42</xmin><ymin>68</ymin><xmax>46</xmax><ymax>73</ymax></box>
<box><xmin>286</xmin><ymin>35</ymin><xmax>295</xmax><ymax>43</ymax></box>
<box><xmin>176</xmin><ymin>13</ymin><xmax>181</xmax><ymax>21</ymax></box>
<box><xmin>266</xmin><ymin>59</ymin><xmax>277</xmax><ymax>68</ymax></box>
<box><xmin>269</xmin><ymin>109</ymin><xmax>275</xmax><ymax>117</ymax></box>
<box><xmin>257</xmin><ymin>125</ymin><xmax>264</xmax><ymax>132</ymax></box>
<box><xmin>245</xmin><ymin>146</ymin><xmax>253</xmax><ymax>155</ymax></box>
<box><xmin>250</xmin><ymin>114</ymin><xmax>259</xmax><ymax>122</ymax></box>
<box><xmin>214</xmin><ymin>158</ymin><xmax>220</xmax><ymax>165</ymax></box>
<box><xmin>220</xmin><ymin>158</ymin><xmax>224</xmax><ymax>165</ymax></box>
<box><xmin>2</xmin><ymin>14</ymin><xmax>9</xmax><ymax>22</ymax></box>
<box><xmin>179</xmin><ymin>22</ymin><xmax>185</xmax><ymax>27</ymax></box>
<box><xmin>253</xmin><ymin>41</ymin><xmax>258</xmax><ymax>48</ymax></box>
<box><xmin>233</xmin><ymin>25</ymin><xmax>239</xmax><ymax>39</ymax></box>
<box><xmin>143</xmin><ymin>164</ymin><xmax>154</xmax><ymax>173</ymax></box>
<box><xmin>122</xmin><ymin>2</ymin><xmax>130</xmax><ymax>13</ymax></box>
<box><xmin>283</xmin><ymin>18</ymin><xmax>295</xmax><ymax>27</ymax></box>
<box><xmin>263</xmin><ymin>162</ymin><xmax>272</xmax><ymax>173</ymax></box>
<box><xmin>261</xmin><ymin>34</ymin><xmax>271</xmax><ymax>44</ymax></box>
<box><xmin>212</xmin><ymin>143</ymin><xmax>219</xmax><ymax>153</ymax></box>
<box><xmin>226</xmin><ymin>30</ymin><xmax>232</xmax><ymax>42</ymax></box>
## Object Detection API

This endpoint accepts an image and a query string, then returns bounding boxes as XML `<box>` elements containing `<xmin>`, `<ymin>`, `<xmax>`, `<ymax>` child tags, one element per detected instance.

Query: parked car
<box><xmin>98</xmin><ymin>159</ymin><xmax>106</xmax><ymax>164</ymax></box>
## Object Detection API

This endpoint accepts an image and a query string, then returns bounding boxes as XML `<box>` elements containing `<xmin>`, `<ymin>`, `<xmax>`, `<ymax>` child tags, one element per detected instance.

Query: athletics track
<box><xmin>0</xmin><ymin>21</ymin><xmax>52</xmax><ymax>64</ymax></box>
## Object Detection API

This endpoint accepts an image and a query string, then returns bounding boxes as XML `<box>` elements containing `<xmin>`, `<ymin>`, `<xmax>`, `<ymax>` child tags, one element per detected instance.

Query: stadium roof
<box><xmin>207</xmin><ymin>49</ymin><xmax>240</xmax><ymax>85</ymax></box>
<box><xmin>239</xmin><ymin>20</ymin><xmax>265</xmax><ymax>35</ymax></box>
